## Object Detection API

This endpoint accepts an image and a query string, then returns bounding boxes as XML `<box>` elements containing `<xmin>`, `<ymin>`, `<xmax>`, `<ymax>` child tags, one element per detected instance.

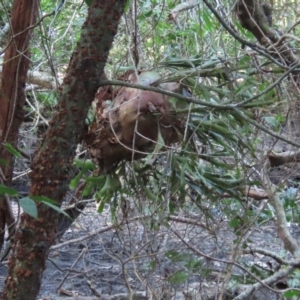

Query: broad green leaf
<box><xmin>19</xmin><ymin>197</ymin><xmax>38</xmax><ymax>219</ymax></box>
<box><xmin>284</xmin><ymin>290</ymin><xmax>299</xmax><ymax>298</ymax></box>
<box><xmin>84</xmin><ymin>0</ymin><xmax>93</xmax><ymax>6</ymax></box>
<box><xmin>98</xmin><ymin>174</ymin><xmax>121</xmax><ymax>196</ymax></box>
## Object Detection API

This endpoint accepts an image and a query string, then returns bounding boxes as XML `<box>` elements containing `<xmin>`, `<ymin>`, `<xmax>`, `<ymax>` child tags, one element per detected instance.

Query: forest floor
<box><xmin>0</xmin><ymin>200</ymin><xmax>297</xmax><ymax>300</ymax></box>
<box><xmin>0</xmin><ymin>126</ymin><xmax>299</xmax><ymax>300</ymax></box>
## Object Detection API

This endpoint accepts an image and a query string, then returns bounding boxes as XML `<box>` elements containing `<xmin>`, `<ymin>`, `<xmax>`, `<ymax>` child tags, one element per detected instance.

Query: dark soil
<box><xmin>0</xmin><ymin>199</ymin><xmax>294</xmax><ymax>300</ymax></box>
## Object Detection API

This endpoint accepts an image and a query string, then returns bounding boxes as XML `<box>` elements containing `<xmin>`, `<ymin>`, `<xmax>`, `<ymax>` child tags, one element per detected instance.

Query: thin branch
<box><xmin>0</xmin><ymin>8</ymin><xmax>62</xmax><ymax>56</ymax></box>
<box><xmin>235</xmin><ymin>61</ymin><xmax>300</xmax><ymax>107</ymax></box>
<box><xmin>262</xmin><ymin>160</ymin><xmax>300</xmax><ymax>257</ymax></box>
<box><xmin>56</xmin><ymin>247</ymin><xmax>87</xmax><ymax>291</ymax></box>
<box><xmin>232</xmin><ymin>108</ymin><xmax>300</xmax><ymax>148</ymax></box>
<box><xmin>98</xmin><ymin>80</ymin><xmax>300</xmax><ymax>148</ymax></box>
<box><xmin>201</xmin><ymin>0</ymin><xmax>290</xmax><ymax>69</ymax></box>
<box><xmin>172</xmin><ymin>229</ymin><xmax>287</xmax><ymax>295</ymax></box>
<box><xmin>51</xmin><ymin>216</ymin><xmax>143</xmax><ymax>250</ymax></box>
<box><xmin>234</xmin><ymin>266</ymin><xmax>295</xmax><ymax>300</ymax></box>
<box><xmin>242</xmin><ymin>248</ymin><xmax>289</xmax><ymax>265</ymax></box>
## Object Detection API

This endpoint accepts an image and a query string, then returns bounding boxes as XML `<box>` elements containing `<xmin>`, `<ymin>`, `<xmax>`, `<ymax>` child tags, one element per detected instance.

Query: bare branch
<box><xmin>262</xmin><ymin>160</ymin><xmax>300</xmax><ymax>257</ymax></box>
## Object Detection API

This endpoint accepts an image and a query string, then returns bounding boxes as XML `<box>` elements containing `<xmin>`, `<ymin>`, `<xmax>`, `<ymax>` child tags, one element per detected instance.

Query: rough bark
<box><xmin>0</xmin><ymin>0</ymin><xmax>39</xmax><ymax>250</ymax></box>
<box><xmin>0</xmin><ymin>1</ymin><xmax>126</xmax><ymax>299</ymax></box>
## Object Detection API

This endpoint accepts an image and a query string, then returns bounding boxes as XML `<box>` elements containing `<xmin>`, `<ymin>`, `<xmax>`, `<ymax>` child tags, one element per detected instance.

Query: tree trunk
<box><xmin>0</xmin><ymin>1</ymin><xmax>126</xmax><ymax>299</ymax></box>
<box><xmin>0</xmin><ymin>0</ymin><xmax>39</xmax><ymax>250</ymax></box>
<box><xmin>236</xmin><ymin>0</ymin><xmax>298</xmax><ymax>66</ymax></box>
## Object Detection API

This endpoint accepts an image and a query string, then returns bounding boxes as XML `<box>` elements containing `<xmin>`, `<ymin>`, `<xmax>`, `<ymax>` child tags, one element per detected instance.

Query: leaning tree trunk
<box><xmin>0</xmin><ymin>0</ymin><xmax>39</xmax><ymax>251</ymax></box>
<box><xmin>235</xmin><ymin>0</ymin><xmax>298</xmax><ymax>67</ymax></box>
<box><xmin>0</xmin><ymin>1</ymin><xmax>127</xmax><ymax>299</ymax></box>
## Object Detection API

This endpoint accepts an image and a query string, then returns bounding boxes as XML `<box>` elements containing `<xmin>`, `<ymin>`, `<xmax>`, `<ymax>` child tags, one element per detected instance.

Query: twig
<box><xmin>56</xmin><ymin>247</ymin><xmax>87</xmax><ymax>291</ymax></box>
<box><xmin>242</xmin><ymin>247</ymin><xmax>289</xmax><ymax>265</ymax></box>
<box><xmin>52</xmin><ymin>216</ymin><xmax>142</xmax><ymax>250</ymax></box>
<box><xmin>168</xmin><ymin>215</ymin><xmax>212</xmax><ymax>232</ymax></box>
<box><xmin>172</xmin><ymin>229</ymin><xmax>284</xmax><ymax>294</ymax></box>
<box><xmin>234</xmin><ymin>266</ymin><xmax>295</xmax><ymax>300</ymax></box>
<box><xmin>201</xmin><ymin>0</ymin><xmax>291</xmax><ymax>69</ymax></box>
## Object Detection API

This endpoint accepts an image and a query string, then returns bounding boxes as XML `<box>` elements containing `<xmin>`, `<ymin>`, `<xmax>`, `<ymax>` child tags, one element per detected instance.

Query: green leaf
<box><xmin>98</xmin><ymin>174</ymin><xmax>121</xmax><ymax>199</ymax></box>
<box><xmin>84</xmin><ymin>0</ymin><xmax>93</xmax><ymax>6</ymax></box>
<box><xmin>30</xmin><ymin>195</ymin><xmax>58</xmax><ymax>205</ymax></box>
<box><xmin>167</xmin><ymin>271</ymin><xmax>188</xmax><ymax>284</ymax></box>
<box><xmin>69</xmin><ymin>172</ymin><xmax>83</xmax><ymax>190</ymax></box>
<box><xmin>3</xmin><ymin>143</ymin><xmax>21</xmax><ymax>158</ymax></box>
<box><xmin>73</xmin><ymin>159</ymin><xmax>95</xmax><ymax>172</ymax></box>
<box><xmin>19</xmin><ymin>197</ymin><xmax>38</xmax><ymax>219</ymax></box>
<box><xmin>144</xmin><ymin>10</ymin><xmax>152</xmax><ymax>17</ymax></box>
<box><xmin>137</xmin><ymin>70</ymin><xmax>161</xmax><ymax>86</ymax></box>
<box><xmin>84</xmin><ymin>176</ymin><xmax>107</xmax><ymax>196</ymax></box>
<box><xmin>82</xmin><ymin>182</ymin><xmax>93</xmax><ymax>197</ymax></box>
<box><xmin>202</xmin><ymin>9</ymin><xmax>214</xmax><ymax>32</ymax></box>
<box><xmin>27</xmin><ymin>196</ymin><xmax>70</xmax><ymax>218</ymax></box>
<box><xmin>283</xmin><ymin>290</ymin><xmax>299</xmax><ymax>298</ymax></box>
<box><xmin>149</xmin><ymin>261</ymin><xmax>156</xmax><ymax>270</ymax></box>
<box><xmin>229</xmin><ymin>218</ymin><xmax>242</xmax><ymax>228</ymax></box>
<box><xmin>0</xmin><ymin>184</ymin><xmax>18</xmax><ymax>196</ymax></box>
<box><xmin>97</xmin><ymin>200</ymin><xmax>105</xmax><ymax>213</ymax></box>
<box><xmin>85</xmin><ymin>176</ymin><xmax>106</xmax><ymax>183</ymax></box>
<box><xmin>41</xmin><ymin>201</ymin><xmax>71</xmax><ymax>219</ymax></box>
<box><xmin>185</xmin><ymin>259</ymin><xmax>202</xmax><ymax>272</ymax></box>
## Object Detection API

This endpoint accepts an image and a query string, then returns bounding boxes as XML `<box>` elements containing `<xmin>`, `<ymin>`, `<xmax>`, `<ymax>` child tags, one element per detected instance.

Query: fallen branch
<box><xmin>222</xmin><ymin>186</ymin><xmax>268</xmax><ymax>200</ymax></box>
<box><xmin>268</xmin><ymin>150</ymin><xmax>300</xmax><ymax>167</ymax></box>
